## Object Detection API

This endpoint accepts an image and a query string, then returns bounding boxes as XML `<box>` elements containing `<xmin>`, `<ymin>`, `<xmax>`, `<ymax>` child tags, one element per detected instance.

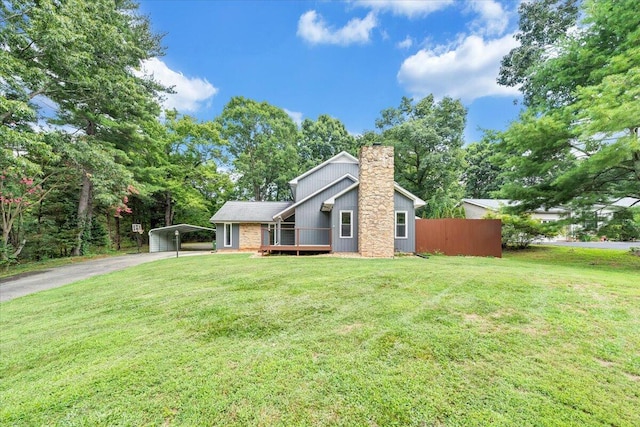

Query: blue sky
<box><xmin>137</xmin><ymin>0</ymin><xmax>524</xmax><ymax>143</ymax></box>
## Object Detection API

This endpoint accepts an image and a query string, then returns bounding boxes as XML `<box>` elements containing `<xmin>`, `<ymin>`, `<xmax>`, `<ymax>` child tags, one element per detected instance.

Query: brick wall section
<box><xmin>239</xmin><ymin>223</ymin><xmax>262</xmax><ymax>251</ymax></box>
<box><xmin>358</xmin><ymin>145</ymin><xmax>395</xmax><ymax>258</ymax></box>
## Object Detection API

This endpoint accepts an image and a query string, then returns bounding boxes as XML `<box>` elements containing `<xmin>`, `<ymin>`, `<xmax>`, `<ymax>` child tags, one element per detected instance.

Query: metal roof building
<box><xmin>148</xmin><ymin>224</ymin><xmax>215</xmax><ymax>253</ymax></box>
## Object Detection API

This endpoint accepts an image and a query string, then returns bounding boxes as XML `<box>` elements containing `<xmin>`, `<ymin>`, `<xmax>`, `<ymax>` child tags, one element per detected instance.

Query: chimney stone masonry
<box><xmin>358</xmin><ymin>145</ymin><xmax>395</xmax><ymax>258</ymax></box>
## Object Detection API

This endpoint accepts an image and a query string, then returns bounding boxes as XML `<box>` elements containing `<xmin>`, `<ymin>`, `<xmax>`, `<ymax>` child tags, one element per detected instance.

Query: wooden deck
<box><xmin>260</xmin><ymin>227</ymin><xmax>332</xmax><ymax>255</ymax></box>
<box><xmin>260</xmin><ymin>244</ymin><xmax>332</xmax><ymax>256</ymax></box>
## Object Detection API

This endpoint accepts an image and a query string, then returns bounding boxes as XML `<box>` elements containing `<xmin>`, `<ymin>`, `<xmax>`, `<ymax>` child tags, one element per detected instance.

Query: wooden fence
<box><xmin>415</xmin><ymin>219</ymin><xmax>502</xmax><ymax>257</ymax></box>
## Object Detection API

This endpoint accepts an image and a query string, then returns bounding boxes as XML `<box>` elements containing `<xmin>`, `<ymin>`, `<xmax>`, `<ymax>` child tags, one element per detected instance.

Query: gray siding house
<box><xmin>210</xmin><ymin>145</ymin><xmax>425</xmax><ymax>257</ymax></box>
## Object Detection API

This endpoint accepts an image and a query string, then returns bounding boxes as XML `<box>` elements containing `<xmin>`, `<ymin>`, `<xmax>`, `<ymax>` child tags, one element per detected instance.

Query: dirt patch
<box><xmin>624</xmin><ymin>373</ymin><xmax>640</xmax><ymax>382</ymax></box>
<box><xmin>596</xmin><ymin>359</ymin><xmax>615</xmax><ymax>368</ymax></box>
<box><xmin>336</xmin><ymin>323</ymin><xmax>364</xmax><ymax>334</ymax></box>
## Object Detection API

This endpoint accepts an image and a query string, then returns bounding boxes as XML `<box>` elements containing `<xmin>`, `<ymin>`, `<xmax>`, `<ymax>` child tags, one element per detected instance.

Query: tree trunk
<box><xmin>73</xmin><ymin>171</ymin><xmax>93</xmax><ymax>256</ymax></box>
<box><xmin>164</xmin><ymin>191</ymin><xmax>173</xmax><ymax>226</ymax></box>
<box><xmin>115</xmin><ymin>215</ymin><xmax>121</xmax><ymax>250</ymax></box>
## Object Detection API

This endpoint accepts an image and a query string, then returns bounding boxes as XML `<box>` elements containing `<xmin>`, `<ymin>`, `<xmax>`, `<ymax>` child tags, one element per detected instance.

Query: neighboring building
<box><xmin>461</xmin><ymin>199</ymin><xmax>567</xmax><ymax>223</ymax></box>
<box><xmin>210</xmin><ymin>145</ymin><xmax>426</xmax><ymax>257</ymax></box>
<box><xmin>462</xmin><ymin>197</ymin><xmax>640</xmax><ymax>241</ymax></box>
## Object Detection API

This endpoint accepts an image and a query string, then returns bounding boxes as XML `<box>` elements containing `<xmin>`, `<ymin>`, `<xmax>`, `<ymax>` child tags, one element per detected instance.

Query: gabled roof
<box><xmin>148</xmin><ymin>224</ymin><xmax>215</xmax><ymax>235</ymax></box>
<box><xmin>321</xmin><ymin>182</ymin><xmax>359</xmax><ymax>212</ymax></box>
<box><xmin>321</xmin><ymin>182</ymin><xmax>426</xmax><ymax>211</ymax></box>
<box><xmin>611</xmin><ymin>197</ymin><xmax>640</xmax><ymax>208</ymax></box>
<box><xmin>274</xmin><ymin>173</ymin><xmax>358</xmax><ymax>219</ymax></box>
<box><xmin>289</xmin><ymin>151</ymin><xmax>358</xmax><ymax>186</ymax></box>
<box><xmin>394</xmin><ymin>183</ymin><xmax>427</xmax><ymax>209</ymax></box>
<box><xmin>461</xmin><ymin>198</ymin><xmax>567</xmax><ymax>214</ymax></box>
<box><xmin>210</xmin><ymin>201</ymin><xmax>293</xmax><ymax>223</ymax></box>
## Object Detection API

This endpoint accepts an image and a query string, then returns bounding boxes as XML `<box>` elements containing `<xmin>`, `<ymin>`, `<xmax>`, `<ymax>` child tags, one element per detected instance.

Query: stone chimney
<box><xmin>358</xmin><ymin>145</ymin><xmax>395</xmax><ymax>258</ymax></box>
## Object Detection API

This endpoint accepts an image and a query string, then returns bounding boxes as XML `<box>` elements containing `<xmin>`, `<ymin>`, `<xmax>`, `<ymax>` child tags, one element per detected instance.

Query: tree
<box><xmin>159</xmin><ymin>111</ymin><xmax>232</xmax><ymax>226</ymax></box>
<box><xmin>463</xmin><ymin>131</ymin><xmax>508</xmax><ymax>198</ymax></box>
<box><xmin>497</xmin><ymin>0</ymin><xmax>579</xmax><ymax>107</ymax></box>
<box><xmin>299</xmin><ymin>114</ymin><xmax>358</xmax><ymax>170</ymax></box>
<box><xmin>497</xmin><ymin>0</ymin><xmax>640</xmax><ymax>212</ymax></box>
<box><xmin>1</xmin><ymin>0</ymin><xmax>165</xmax><ymax>255</ymax></box>
<box><xmin>376</xmin><ymin>96</ymin><xmax>467</xmax><ymax>218</ymax></box>
<box><xmin>218</xmin><ymin>97</ymin><xmax>299</xmax><ymax>201</ymax></box>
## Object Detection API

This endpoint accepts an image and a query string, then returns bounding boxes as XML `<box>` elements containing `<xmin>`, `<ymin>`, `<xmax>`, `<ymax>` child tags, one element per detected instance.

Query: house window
<box><xmin>224</xmin><ymin>223</ymin><xmax>232</xmax><ymax>247</ymax></box>
<box><xmin>395</xmin><ymin>211</ymin><xmax>407</xmax><ymax>239</ymax></box>
<box><xmin>340</xmin><ymin>210</ymin><xmax>353</xmax><ymax>238</ymax></box>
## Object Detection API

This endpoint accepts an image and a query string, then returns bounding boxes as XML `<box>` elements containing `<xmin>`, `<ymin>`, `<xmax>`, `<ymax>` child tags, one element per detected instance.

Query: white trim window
<box><xmin>340</xmin><ymin>210</ymin><xmax>353</xmax><ymax>238</ymax></box>
<box><xmin>223</xmin><ymin>223</ymin><xmax>233</xmax><ymax>247</ymax></box>
<box><xmin>395</xmin><ymin>211</ymin><xmax>408</xmax><ymax>239</ymax></box>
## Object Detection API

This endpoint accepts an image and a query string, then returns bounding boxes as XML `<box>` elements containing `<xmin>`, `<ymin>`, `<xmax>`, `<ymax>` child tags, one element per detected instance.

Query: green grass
<box><xmin>1</xmin><ymin>251</ymin><xmax>639</xmax><ymax>426</ymax></box>
<box><xmin>505</xmin><ymin>244</ymin><xmax>640</xmax><ymax>272</ymax></box>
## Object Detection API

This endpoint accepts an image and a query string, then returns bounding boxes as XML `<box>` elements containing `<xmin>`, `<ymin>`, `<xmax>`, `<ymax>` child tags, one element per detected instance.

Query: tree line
<box><xmin>2</xmin><ymin>0</ymin><xmax>638</xmax><ymax>265</ymax></box>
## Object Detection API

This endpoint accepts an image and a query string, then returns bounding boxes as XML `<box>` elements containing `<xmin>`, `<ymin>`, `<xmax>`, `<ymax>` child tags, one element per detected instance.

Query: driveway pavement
<box><xmin>540</xmin><ymin>241</ymin><xmax>639</xmax><ymax>250</ymax></box>
<box><xmin>0</xmin><ymin>251</ymin><xmax>212</xmax><ymax>303</ymax></box>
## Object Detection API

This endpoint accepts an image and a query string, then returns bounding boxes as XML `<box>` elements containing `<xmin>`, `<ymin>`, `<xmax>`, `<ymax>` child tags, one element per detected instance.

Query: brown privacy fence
<box><xmin>415</xmin><ymin>219</ymin><xmax>502</xmax><ymax>258</ymax></box>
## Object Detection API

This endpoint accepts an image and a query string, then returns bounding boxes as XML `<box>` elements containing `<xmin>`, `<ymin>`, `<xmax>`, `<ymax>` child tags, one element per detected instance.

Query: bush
<box><xmin>598</xmin><ymin>209</ymin><xmax>640</xmax><ymax>241</ymax></box>
<box><xmin>485</xmin><ymin>212</ymin><xmax>557</xmax><ymax>249</ymax></box>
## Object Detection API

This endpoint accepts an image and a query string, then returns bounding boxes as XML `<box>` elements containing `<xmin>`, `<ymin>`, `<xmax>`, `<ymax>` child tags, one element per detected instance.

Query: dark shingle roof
<box><xmin>209</xmin><ymin>201</ymin><xmax>293</xmax><ymax>223</ymax></box>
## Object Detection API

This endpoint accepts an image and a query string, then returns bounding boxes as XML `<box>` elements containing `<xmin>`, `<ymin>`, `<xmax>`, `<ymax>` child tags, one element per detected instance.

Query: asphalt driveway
<box><xmin>0</xmin><ymin>251</ymin><xmax>212</xmax><ymax>303</ymax></box>
<box><xmin>542</xmin><ymin>241</ymin><xmax>639</xmax><ymax>250</ymax></box>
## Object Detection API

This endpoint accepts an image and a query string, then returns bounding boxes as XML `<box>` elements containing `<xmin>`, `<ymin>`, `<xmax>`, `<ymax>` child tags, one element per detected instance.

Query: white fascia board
<box><xmin>274</xmin><ymin>173</ymin><xmax>358</xmax><ymax>220</ymax></box>
<box><xmin>394</xmin><ymin>183</ymin><xmax>426</xmax><ymax>208</ymax></box>
<box><xmin>322</xmin><ymin>181</ymin><xmax>360</xmax><ymax>211</ymax></box>
<box><xmin>288</xmin><ymin>151</ymin><xmax>358</xmax><ymax>185</ymax></box>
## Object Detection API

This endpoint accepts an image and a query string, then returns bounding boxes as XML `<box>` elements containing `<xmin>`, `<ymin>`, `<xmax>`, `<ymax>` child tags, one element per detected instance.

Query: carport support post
<box><xmin>174</xmin><ymin>230</ymin><xmax>179</xmax><ymax>258</ymax></box>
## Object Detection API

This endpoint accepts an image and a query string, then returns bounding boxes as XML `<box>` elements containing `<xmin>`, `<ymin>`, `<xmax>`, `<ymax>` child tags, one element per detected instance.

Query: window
<box><xmin>340</xmin><ymin>210</ymin><xmax>353</xmax><ymax>238</ymax></box>
<box><xmin>224</xmin><ymin>223</ymin><xmax>232</xmax><ymax>247</ymax></box>
<box><xmin>395</xmin><ymin>211</ymin><xmax>407</xmax><ymax>239</ymax></box>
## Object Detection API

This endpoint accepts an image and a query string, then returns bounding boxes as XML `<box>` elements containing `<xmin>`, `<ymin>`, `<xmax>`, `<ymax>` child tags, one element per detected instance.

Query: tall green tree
<box><xmin>1</xmin><ymin>0</ymin><xmax>165</xmax><ymax>255</ymax></box>
<box><xmin>498</xmin><ymin>0</ymin><xmax>640</xmax><ymax>212</ymax></box>
<box><xmin>376</xmin><ymin>96</ymin><xmax>467</xmax><ymax>218</ymax></box>
<box><xmin>463</xmin><ymin>132</ymin><xmax>508</xmax><ymax>199</ymax></box>
<box><xmin>299</xmin><ymin>114</ymin><xmax>358</xmax><ymax>170</ymax></box>
<box><xmin>157</xmin><ymin>111</ymin><xmax>231</xmax><ymax>227</ymax></box>
<box><xmin>497</xmin><ymin>0</ymin><xmax>579</xmax><ymax>107</ymax></box>
<box><xmin>218</xmin><ymin>97</ymin><xmax>299</xmax><ymax>201</ymax></box>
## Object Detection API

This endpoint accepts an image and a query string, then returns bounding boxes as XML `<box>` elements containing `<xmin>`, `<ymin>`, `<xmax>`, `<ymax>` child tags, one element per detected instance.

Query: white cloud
<box><xmin>355</xmin><ymin>0</ymin><xmax>454</xmax><ymax>18</ymax></box>
<box><xmin>467</xmin><ymin>0</ymin><xmax>509</xmax><ymax>36</ymax></box>
<box><xmin>397</xmin><ymin>33</ymin><xmax>520</xmax><ymax>102</ymax></box>
<box><xmin>139</xmin><ymin>58</ymin><xmax>218</xmax><ymax>112</ymax></box>
<box><xmin>297</xmin><ymin>10</ymin><xmax>377</xmax><ymax>46</ymax></box>
<box><xmin>284</xmin><ymin>108</ymin><xmax>303</xmax><ymax>126</ymax></box>
<box><xmin>397</xmin><ymin>36</ymin><xmax>413</xmax><ymax>49</ymax></box>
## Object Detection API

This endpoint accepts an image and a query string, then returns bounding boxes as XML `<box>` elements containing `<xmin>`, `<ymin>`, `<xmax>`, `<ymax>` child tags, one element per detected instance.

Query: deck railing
<box><xmin>260</xmin><ymin>227</ymin><xmax>332</xmax><ymax>252</ymax></box>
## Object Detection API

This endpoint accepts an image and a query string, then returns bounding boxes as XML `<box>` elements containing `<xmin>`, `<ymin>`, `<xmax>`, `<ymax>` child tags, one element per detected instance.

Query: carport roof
<box><xmin>148</xmin><ymin>224</ymin><xmax>216</xmax><ymax>235</ymax></box>
<box><xmin>210</xmin><ymin>201</ymin><xmax>293</xmax><ymax>223</ymax></box>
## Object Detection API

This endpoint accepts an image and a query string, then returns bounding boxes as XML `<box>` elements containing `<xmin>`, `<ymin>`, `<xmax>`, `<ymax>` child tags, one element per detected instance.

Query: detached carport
<box><xmin>148</xmin><ymin>224</ymin><xmax>215</xmax><ymax>253</ymax></box>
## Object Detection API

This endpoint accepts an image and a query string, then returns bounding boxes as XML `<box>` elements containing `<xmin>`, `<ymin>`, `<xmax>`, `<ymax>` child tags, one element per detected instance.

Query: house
<box><xmin>461</xmin><ymin>199</ymin><xmax>567</xmax><ymax>223</ymax></box>
<box><xmin>210</xmin><ymin>145</ymin><xmax>426</xmax><ymax>257</ymax></box>
<box><xmin>462</xmin><ymin>197</ymin><xmax>640</xmax><ymax>240</ymax></box>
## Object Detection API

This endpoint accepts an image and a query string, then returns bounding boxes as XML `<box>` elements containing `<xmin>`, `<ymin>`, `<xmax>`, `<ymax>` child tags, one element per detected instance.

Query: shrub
<box><xmin>485</xmin><ymin>212</ymin><xmax>557</xmax><ymax>249</ymax></box>
<box><xmin>598</xmin><ymin>209</ymin><xmax>640</xmax><ymax>241</ymax></box>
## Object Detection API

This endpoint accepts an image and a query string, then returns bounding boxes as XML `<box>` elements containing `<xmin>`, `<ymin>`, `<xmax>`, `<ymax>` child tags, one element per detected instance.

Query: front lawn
<box><xmin>1</xmin><ymin>251</ymin><xmax>638</xmax><ymax>426</ymax></box>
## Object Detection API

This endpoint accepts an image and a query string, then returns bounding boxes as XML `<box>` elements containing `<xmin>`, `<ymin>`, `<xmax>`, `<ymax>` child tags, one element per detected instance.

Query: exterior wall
<box><xmin>332</xmin><ymin>188</ymin><xmax>359</xmax><ymax>252</ymax></box>
<box><xmin>463</xmin><ymin>202</ymin><xmax>490</xmax><ymax>219</ymax></box>
<box><xmin>296</xmin><ymin>162</ymin><xmax>359</xmax><ymax>201</ymax></box>
<box><xmin>215</xmin><ymin>223</ymin><xmax>239</xmax><ymax>250</ymax></box>
<box><xmin>238</xmin><ymin>223</ymin><xmax>262</xmax><ymax>251</ymax></box>
<box><xmin>149</xmin><ymin>231</ymin><xmax>178</xmax><ymax>252</ymax></box>
<box><xmin>295</xmin><ymin>177</ymin><xmax>355</xmax><ymax>245</ymax></box>
<box><xmin>358</xmin><ymin>145</ymin><xmax>395</xmax><ymax>258</ymax></box>
<box><xmin>394</xmin><ymin>192</ymin><xmax>415</xmax><ymax>253</ymax></box>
